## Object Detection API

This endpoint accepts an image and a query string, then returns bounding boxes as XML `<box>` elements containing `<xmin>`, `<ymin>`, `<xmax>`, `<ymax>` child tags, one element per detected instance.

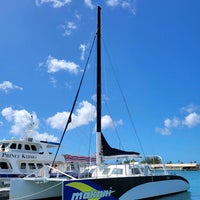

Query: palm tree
<box><xmin>141</xmin><ymin>156</ymin><xmax>161</xmax><ymax>164</ymax></box>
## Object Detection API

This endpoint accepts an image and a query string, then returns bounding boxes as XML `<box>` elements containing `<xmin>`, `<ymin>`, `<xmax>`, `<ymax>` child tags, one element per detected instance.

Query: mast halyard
<box><xmin>96</xmin><ymin>6</ymin><xmax>102</xmax><ymax>165</ymax></box>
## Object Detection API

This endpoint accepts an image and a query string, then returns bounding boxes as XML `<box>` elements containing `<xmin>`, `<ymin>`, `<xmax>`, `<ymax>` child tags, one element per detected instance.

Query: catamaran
<box><xmin>9</xmin><ymin>6</ymin><xmax>189</xmax><ymax>200</ymax></box>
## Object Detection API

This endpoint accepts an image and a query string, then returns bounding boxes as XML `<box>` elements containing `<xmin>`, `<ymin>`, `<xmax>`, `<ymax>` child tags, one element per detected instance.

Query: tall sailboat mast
<box><xmin>96</xmin><ymin>6</ymin><xmax>102</xmax><ymax>165</ymax></box>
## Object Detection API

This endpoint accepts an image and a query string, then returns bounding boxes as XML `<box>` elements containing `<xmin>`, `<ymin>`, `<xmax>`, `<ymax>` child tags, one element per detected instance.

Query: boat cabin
<box><xmin>0</xmin><ymin>138</ymin><xmax>65</xmax><ymax>178</ymax></box>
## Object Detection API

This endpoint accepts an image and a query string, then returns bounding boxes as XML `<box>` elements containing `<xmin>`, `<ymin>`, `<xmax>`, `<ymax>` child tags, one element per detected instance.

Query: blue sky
<box><xmin>0</xmin><ymin>0</ymin><xmax>200</xmax><ymax>163</ymax></box>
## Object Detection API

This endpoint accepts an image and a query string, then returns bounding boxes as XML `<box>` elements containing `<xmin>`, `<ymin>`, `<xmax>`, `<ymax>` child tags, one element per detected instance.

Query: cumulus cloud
<box><xmin>183</xmin><ymin>112</ymin><xmax>200</xmax><ymax>128</ymax></box>
<box><xmin>1</xmin><ymin>107</ymin><xmax>58</xmax><ymax>142</ymax></box>
<box><xmin>156</xmin><ymin>118</ymin><xmax>180</xmax><ymax>136</ymax></box>
<box><xmin>35</xmin><ymin>0</ymin><xmax>71</xmax><ymax>8</ymax></box>
<box><xmin>42</xmin><ymin>55</ymin><xmax>80</xmax><ymax>74</ymax></box>
<box><xmin>47</xmin><ymin>101</ymin><xmax>96</xmax><ymax>130</ymax></box>
<box><xmin>164</xmin><ymin>118</ymin><xmax>180</xmax><ymax>128</ymax></box>
<box><xmin>84</xmin><ymin>0</ymin><xmax>95</xmax><ymax>10</ymax></box>
<box><xmin>156</xmin><ymin>104</ymin><xmax>200</xmax><ymax>136</ymax></box>
<box><xmin>0</xmin><ymin>81</ymin><xmax>23</xmax><ymax>93</ymax></box>
<box><xmin>47</xmin><ymin>100</ymin><xmax>122</xmax><ymax>131</ymax></box>
<box><xmin>106</xmin><ymin>0</ymin><xmax>136</xmax><ymax>14</ymax></box>
<box><xmin>101</xmin><ymin>115</ymin><xmax>123</xmax><ymax>129</ymax></box>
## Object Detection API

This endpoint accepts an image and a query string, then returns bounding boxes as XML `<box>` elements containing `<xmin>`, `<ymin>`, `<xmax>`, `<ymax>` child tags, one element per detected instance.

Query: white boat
<box><xmin>0</xmin><ymin>136</ymin><xmax>65</xmax><ymax>198</ymax></box>
<box><xmin>0</xmin><ymin>137</ymin><xmax>65</xmax><ymax>178</ymax></box>
<box><xmin>9</xmin><ymin>6</ymin><xmax>189</xmax><ymax>200</ymax></box>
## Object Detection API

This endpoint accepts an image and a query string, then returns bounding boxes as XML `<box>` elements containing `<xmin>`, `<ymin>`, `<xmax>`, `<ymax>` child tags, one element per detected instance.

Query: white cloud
<box><xmin>45</xmin><ymin>55</ymin><xmax>80</xmax><ymax>74</ymax></box>
<box><xmin>1</xmin><ymin>107</ymin><xmax>58</xmax><ymax>142</ymax></box>
<box><xmin>155</xmin><ymin>127</ymin><xmax>171</xmax><ymax>136</ymax></box>
<box><xmin>164</xmin><ymin>118</ymin><xmax>180</xmax><ymax>128</ymax></box>
<box><xmin>79</xmin><ymin>44</ymin><xmax>87</xmax><ymax>61</ymax></box>
<box><xmin>106</xmin><ymin>0</ymin><xmax>119</xmax><ymax>7</ymax></box>
<box><xmin>102</xmin><ymin>115</ymin><xmax>113</xmax><ymax>129</ymax></box>
<box><xmin>156</xmin><ymin>104</ymin><xmax>200</xmax><ymax>136</ymax></box>
<box><xmin>47</xmin><ymin>100</ymin><xmax>122</xmax><ymax>131</ymax></box>
<box><xmin>183</xmin><ymin>112</ymin><xmax>200</xmax><ymax>128</ymax></box>
<box><xmin>101</xmin><ymin>115</ymin><xmax>123</xmax><ymax>130</ymax></box>
<box><xmin>1</xmin><ymin>107</ymin><xmax>36</xmax><ymax>133</ymax></box>
<box><xmin>91</xmin><ymin>94</ymin><xmax>96</xmax><ymax>102</ymax></box>
<box><xmin>121</xmin><ymin>1</ymin><xmax>130</xmax><ymax>8</ymax></box>
<box><xmin>91</xmin><ymin>94</ymin><xmax>110</xmax><ymax>103</ymax></box>
<box><xmin>74</xmin><ymin>11</ymin><xmax>81</xmax><ymax>20</ymax></box>
<box><xmin>74</xmin><ymin>101</ymin><xmax>96</xmax><ymax>127</ymax></box>
<box><xmin>49</xmin><ymin>76</ymin><xmax>57</xmax><ymax>88</ymax></box>
<box><xmin>181</xmin><ymin>104</ymin><xmax>200</xmax><ymax>114</ymax></box>
<box><xmin>47</xmin><ymin>101</ymin><xmax>96</xmax><ymax>130</ymax></box>
<box><xmin>156</xmin><ymin>118</ymin><xmax>180</xmax><ymax>136</ymax></box>
<box><xmin>84</xmin><ymin>0</ymin><xmax>95</xmax><ymax>10</ymax></box>
<box><xmin>106</xmin><ymin>0</ymin><xmax>136</xmax><ymax>14</ymax></box>
<box><xmin>0</xmin><ymin>81</ymin><xmax>23</xmax><ymax>93</ymax></box>
<box><xmin>67</xmin><ymin>21</ymin><xmax>76</xmax><ymax>29</ymax></box>
<box><xmin>33</xmin><ymin>131</ymin><xmax>58</xmax><ymax>141</ymax></box>
<box><xmin>47</xmin><ymin>111</ymin><xmax>69</xmax><ymax>130</ymax></box>
<box><xmin>35</xmin><ymin>0</ymin><xmax>71</xmax><ymax>8</ymax></box>
<box><xmin>60</xmin><ymin>21</ymin><xmax>77</xmax><ymax>36</ymax></box>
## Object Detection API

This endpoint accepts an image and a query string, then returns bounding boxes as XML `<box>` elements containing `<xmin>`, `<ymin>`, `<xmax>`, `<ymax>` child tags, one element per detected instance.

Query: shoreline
<box><xmin>151</xmin><ymin>163</ymin><xmax>199</xmax><ymax>171</ymax></box>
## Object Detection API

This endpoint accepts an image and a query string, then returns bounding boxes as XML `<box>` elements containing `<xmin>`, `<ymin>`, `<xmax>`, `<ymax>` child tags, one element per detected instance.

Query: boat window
<box><xmin>20</xmin><ymin>163</ymin><xmax>26</xmax><ymax>169</ymax></box>
<box><xmin>132</xmin><ymin>167</ymin><xmax>141</xmax><ymax>175</ymax></box>
<box><xmin>111</xmin><ymin>168</ymin><xmax>123</xmax><ymax>175</ymax></box>
<box><xmin>18</xmin><ymin>144</ymin><xmax>22</xmax><ymax>150</ymax></box>
<box><xmin>102</xmin><ymin>168</ymin><xmax>110</xmax><ymax>175</ymax></box>
<box><xmin>10</xmin><ymin>143</ymin><xmax>17</xmax><ymax>149</ymax></box>
<box><xmin>25</xmin><ymin>144</ymin><xmax>30</xmax><ymax>150</ymax></box>
<box><xmin>31</xmin><ymin>145</ymin><xmax>37</xmax><ymax>151</ymax></box>
<box><xmin>28</xmin><ymin>163</ymin><xmax>36</xmax><ymax>170</ymax></box>
<box><xmin>9</xmin><ymin>162</ymin><xmax>13</xmax><ymax>169</ymax></box>
<box><xmin>39</xmin><ymin>146</ymin><xmax>44</xmax><ymax>154</ymax></box>
<box><xmin>37</xmin><ymin>163</ymin><xmax>43</xmax><ymax>169</ymax></box>
<box><xmin>0</xmin><ymin>143</ymin><xmax>9</xmax><ymax>151</ymax></box>
<box><xmin>0</xmin><ymin>162</ymin><xmax>9</xmax><ymax>169</ymax></box>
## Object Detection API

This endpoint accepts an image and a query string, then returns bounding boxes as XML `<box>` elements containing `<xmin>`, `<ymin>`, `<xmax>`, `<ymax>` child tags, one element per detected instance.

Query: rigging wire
<box><xmin>103</xmin><ymin>96</ymin><xmax>125</xmax><ymax>150</ymax></box>
<box><xmin>102</xmin><ymin>37</ymin><xmax>146</xmax><ymax>159</ymax></box>
<box><xmin>100</xmin><ymin>36</ymin><xmax>125</xmax><ymax>150</ymax></box>
<box><xmin>85</xmin><ymin>36</ymin><xmax>97</xmax><ymax>162</ymax></box>
<box><xmin>50</xmin><ymin>33</ymin><xmax>97</xmax><ymax>170</ymax></box>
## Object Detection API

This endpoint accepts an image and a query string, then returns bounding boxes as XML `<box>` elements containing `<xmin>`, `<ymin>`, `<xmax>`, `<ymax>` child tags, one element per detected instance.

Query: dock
<box><xmin>151</xmin><ymin>163</ymin><xmax>199</xmax><ymax>170</ymax></box>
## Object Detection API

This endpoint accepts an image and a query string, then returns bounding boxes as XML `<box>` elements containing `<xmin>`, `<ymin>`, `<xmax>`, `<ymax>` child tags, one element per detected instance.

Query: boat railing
<box><xmin>144</xmin><ymin>155</ymin><xmax>168</xmax><ymax>175</ymax></box>
<box><xmin>25</xmin><ymin>165</ymin><xmax>77</xmax><ymax>180</ymax></box>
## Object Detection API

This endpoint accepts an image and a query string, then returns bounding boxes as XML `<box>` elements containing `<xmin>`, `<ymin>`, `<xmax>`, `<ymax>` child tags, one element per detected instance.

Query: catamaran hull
<box><xmin>9</xmin><ymin>178</ymin><xmax>62</xmax><ymax>200</ymax></box>
<box><xmin>88</xmin><ymin>175</ymin><xmax>189</xmax><ymax>200</ymax></box>
<box><xmin>9</xmin><ymin>175</ymin><xmax>189</xmax><ymax>200</ymax></box>
<box><xmin>119</xmin><ymin>179</ymin><xmax>188</xmax><ymax>199</ymax></box>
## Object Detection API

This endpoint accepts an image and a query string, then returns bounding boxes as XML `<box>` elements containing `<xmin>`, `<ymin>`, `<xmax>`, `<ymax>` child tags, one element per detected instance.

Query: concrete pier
<box><xmin>150</xmin><ymin>163</ymin><xmax>199</xmax><ymax>170</ymax></box>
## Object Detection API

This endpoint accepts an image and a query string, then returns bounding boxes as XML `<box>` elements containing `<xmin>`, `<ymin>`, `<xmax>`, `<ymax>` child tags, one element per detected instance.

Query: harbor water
<box><xmin>157</xmin><ymin>170</ymin><xmax>200</xmax><ymax>200</ymax></box>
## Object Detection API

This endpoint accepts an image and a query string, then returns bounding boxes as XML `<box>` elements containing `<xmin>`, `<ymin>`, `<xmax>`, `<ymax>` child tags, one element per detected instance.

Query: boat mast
<box><xmin>96</xmin><ymin>6</ymin><xmax>102</xmax><ymax>165</ymax></box>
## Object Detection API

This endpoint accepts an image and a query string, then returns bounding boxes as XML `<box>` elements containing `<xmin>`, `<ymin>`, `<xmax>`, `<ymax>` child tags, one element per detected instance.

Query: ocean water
<box><xmin>156</xmin><ymin>170</ymin><xmax>200</xmax><ymax>200</ymax></box>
